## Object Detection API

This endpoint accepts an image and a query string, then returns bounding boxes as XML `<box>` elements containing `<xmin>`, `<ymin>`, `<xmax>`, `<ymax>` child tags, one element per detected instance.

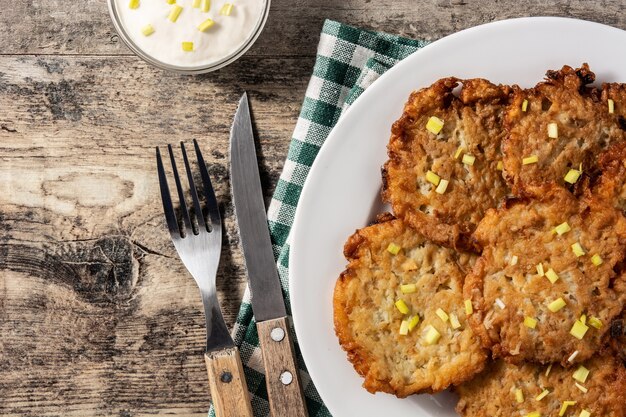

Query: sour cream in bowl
<box><xmin>108</xmin><ymin>0</ymin><xmax>270</xmax><ymax>74</ymax></box>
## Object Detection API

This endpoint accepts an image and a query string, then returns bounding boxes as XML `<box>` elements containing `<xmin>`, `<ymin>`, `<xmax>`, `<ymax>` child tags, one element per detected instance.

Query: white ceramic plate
<box><xmin>289</xmin><ymin>17</ymin><xmax>626</xmax><ymax>417</ymax></box>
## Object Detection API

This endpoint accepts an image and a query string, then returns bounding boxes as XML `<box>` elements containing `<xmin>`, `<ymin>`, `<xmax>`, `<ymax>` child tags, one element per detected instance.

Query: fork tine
<box><xmin>181</xmin><ymin>142</ymin><xmax>207</xmax><ymax>230</ymax></box>
<box><xmin>167</xmin><ymin>144</ymin><xmax>193</xmax><ymax>233</ymax></box>
<box><xmin>156</xmin><ymin>147</ymin><xmax>180</xmax><ymax>236</ymax></box>
<box><xmin>193</xmin><ymin>139</ymin><xmax>221</xmax><ymax>229</ymax></box>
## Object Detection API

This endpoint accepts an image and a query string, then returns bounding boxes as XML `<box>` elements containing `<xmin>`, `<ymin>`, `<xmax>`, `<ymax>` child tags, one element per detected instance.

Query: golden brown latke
<box><xmin>464</xmin><ymin>185</ymin><xmax>626</xmax><ymax>365</ymax></box>
<box><xmin>382</xmin><ymin>77</ymin><xmax>511</xmax><ymax>250</ymax></box>
<box><xmin>503</xmin><ymin>64</ymin><xmax>625</xmax><ymax>197</ymax></box>
<box><xmin>333</xmin><ymin>214</ymin><xmax>485</xmax><ymax>397</ymax></box>
<box><xmin>456</xmin><ymin>355</ymin><xmax>626</xmax><ymax>417</ymax></box>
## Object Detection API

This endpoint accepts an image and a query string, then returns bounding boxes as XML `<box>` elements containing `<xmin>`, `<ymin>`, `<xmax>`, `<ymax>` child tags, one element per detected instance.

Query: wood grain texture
<box><xmin>0</xmin><ymin>0</ymin><xmax>623</xmax><ymax>415</ymax></box>
<box><xmin>257</xmin><ymin>318</ymin><xmax>308</xmax><ymax>417</ymax></box>
<box><xmin>205</xmin><ymin>347</ymin><xmax>253</xmax><ymax>417</ymax></box>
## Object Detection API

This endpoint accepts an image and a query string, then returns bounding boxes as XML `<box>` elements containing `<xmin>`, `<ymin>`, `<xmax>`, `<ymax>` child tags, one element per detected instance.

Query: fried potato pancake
<box><xmin>456</xmin><ymin>355</ymin><xmax>626</xmax><ymax>417</ymax></box>
<box><xmin>382</xmin><ymin>78</ymin><xmax>511</xmax><ymax>250</ymax></box>
<box><xmin>333</xmin><ymin>214</ymin><xmax>485</xmax><ymax>397</ymax></box>
<box><xmin>464</xmin><ymin>186</ymin><xmax>626</xmax><ymax>365</ymax></box>
<box><xmin>503</xmin><ymin>64</ymin><xmax>625</xmax><ymax>196</ymax></box>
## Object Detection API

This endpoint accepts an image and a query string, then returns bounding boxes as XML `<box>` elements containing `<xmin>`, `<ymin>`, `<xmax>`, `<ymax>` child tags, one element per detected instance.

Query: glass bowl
<box><xmin>108</xmin><ymin>0</ymin><xmax>271</xmax><ymax>74</ymax></box>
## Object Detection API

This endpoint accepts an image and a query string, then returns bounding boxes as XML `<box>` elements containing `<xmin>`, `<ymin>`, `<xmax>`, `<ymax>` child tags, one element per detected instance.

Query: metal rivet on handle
<box><xmin>279</xmin><ymin>371</ymin><xmax>293</xmax><ymax>385</ymax></box>
<box><xmin>220</xmin><ymin>371</ymin><xmax>233</xmax><ymax>383</ymax></box>
<box><xmin>270</xmin><ymin>327</ymin><xmax>285</xmax><ymax>342</ymax></box>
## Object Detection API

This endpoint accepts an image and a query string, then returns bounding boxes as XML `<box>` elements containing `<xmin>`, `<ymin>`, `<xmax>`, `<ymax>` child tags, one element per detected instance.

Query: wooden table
<box><xmin>1</xmin><ymin>1</ymin><xmax>624</xmax><ymax>415</ymax></box>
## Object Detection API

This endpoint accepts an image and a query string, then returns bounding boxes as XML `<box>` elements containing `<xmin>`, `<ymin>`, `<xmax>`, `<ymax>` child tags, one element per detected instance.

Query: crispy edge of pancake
<box><xmin>382</xmin><ymin>77</ymin><xmax>511</xmax><ymax>251</ymax></box>
<box><xmin>455</xmin><ymin>354</ymin><xmax>626</xmax><ymax>417</ymax></box>
<box><xmin>333</xmin><ymin>214</ymin><xmax>486</xmax><ymax>397</ymax></box>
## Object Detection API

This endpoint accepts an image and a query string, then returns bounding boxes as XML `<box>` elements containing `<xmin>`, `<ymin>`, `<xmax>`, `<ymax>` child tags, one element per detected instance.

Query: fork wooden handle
<box><xmin>257</xmin><ymin>317</ymin><xmax>309</xmax><ymax>417</ymax></box>
<box><xmin>205</xmin><ymin>347</ymin><xmax>254</xmax><ymax>417</ymax></box>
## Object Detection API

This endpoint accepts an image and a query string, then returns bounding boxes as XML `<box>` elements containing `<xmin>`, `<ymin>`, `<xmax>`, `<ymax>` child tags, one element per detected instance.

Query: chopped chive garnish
<box><xmin>168</xmin><ymin>5</ymin><xmax>183</xmax><ymax>22</ymax></box>
<box><xmin>198</xmin><ymin>18</ymin><xmax>215</xmax><ymax>32</ymax></box>
<box><xmin>426</xmin><ymin>116</ymin><xmax>444</xmax><ymax>134</ymax></box>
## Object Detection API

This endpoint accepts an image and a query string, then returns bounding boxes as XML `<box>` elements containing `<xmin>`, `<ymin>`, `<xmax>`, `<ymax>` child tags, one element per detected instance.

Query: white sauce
<box><xmin>115</xmin><ymin>0</ymin><xmax>266</xmax><ymax>68</ymax></box>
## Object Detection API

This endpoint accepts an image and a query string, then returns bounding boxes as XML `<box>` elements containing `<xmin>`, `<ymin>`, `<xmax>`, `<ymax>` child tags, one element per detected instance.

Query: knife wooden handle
<box><xmin>205</xmin><ymin>347</ymin><xmax>254</xmax><ymax>417</ymax></box>
<box><xmin>257</xmin><ymin>317</ymin><xmax>309</xmax><ymax>417</ymax></box>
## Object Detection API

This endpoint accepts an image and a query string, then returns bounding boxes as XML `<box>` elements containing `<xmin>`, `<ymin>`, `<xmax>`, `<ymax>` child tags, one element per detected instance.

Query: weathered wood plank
<box><xmin>1</xmin><ymin>0</ymin><xmax>625</xmax><ymax>56</ymax></box>
<box><xmin>0</xmin><ymin>55</ymin><xmax>309</xmax><ymax>416</ymax></box>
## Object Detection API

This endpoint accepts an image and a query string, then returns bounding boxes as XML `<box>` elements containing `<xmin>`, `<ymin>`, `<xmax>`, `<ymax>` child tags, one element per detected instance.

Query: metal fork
<box><xmin>156</xmin><ymin>140</ymin><xmax>253</xmax><ymax>417</ymax></box>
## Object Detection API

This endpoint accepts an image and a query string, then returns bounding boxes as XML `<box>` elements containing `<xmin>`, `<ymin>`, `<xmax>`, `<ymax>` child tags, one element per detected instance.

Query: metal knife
<box><xmin>230</xmin><ymin>92</ymin><xmax>309</xmax><ymax>417</ymax></box>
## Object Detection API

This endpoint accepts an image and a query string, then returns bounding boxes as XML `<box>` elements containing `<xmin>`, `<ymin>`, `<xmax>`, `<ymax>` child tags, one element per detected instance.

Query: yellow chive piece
<box><xmin>450</xmin><ymin>313</ymin><xmax>461</xmax><ymax>330</ymax></box>
<box><xmin>387</xmin><ymin>242</ymin><xmax>401</xmax><ymax>255</ymax></box>
<box><xmin>573</xmin><ymin>365</ymin><xmax>590</xmax><ymax>383</ymax></box>
<box><xmin>554</xmin><ymin>222</ymin><xmax>571</xmax><ymax>236</ymax></box>
<box><xmin>426</xmin><ymin>170</ymin><xmax>440</xmax><ymax>186</ymax></box>
<box><xmin>575</xmin><ymin>383</ymin><xmax>588</xmax><ymax>393</ymax></box>
<box><xmin>435</xmin><ymin>179</ymin><xmax>449</xmax><ymax>194</ymax></box>
<box><xmin>166</xmin><ymin>0</ymin><xmax>176</xmax><ymax>4</ymax></box>
<box><xmin>182</xmin><ymin>41</ymin><xmax>194</xmax><ymax>52</ymax></box>
<box><xmin>564</xmin><ymin>168</ymin><xmax>582</xmax><ymax>184</ymax></box>
<box><xmin>510</xmin><ymin>255</ymin><xmax>519</xmax><ymax>266</ymax></box>
<box><xmin>423</xmin><ymin>325</ymin><xmax>441</xmax><ymax>345</ymax></box>
<box><xmin>526</xmin><ymin>413</ymin><xmax>541</xmax><ymax>417</ymax></box>
<box><xmin>401</xmin><ymin>284</ymin><xmax>417</xmax><ymax>294</ymax></box>
<box><xmin>571</xmin><ymin>242</ymin><xmax>585</xmax><ymax>257</ymax></box>
<box><xmin>497</xmin><ymin>160</ymin><xmax>503</xmax><ymax>171</ymax></box>
<box><xmin>580</xmin><ymin>314</ymin><xmax>587</xmax><ymax>325</ymax></box>
<box><xmin>536</xmin><ymin>263</ymin><xmax>545</xmax><ymax>276</ymax></box>
<box><xmin>523</xmin><ymin>155</ymin><xmax>538</xmax><ymax>165</ymax></box>
<box><xmin>198</xmin><ymin>18</ymin><xmax>215</xmax><ymax>32</ymax></box>
<box><xmin>548</xmin><ymin>122</ymin><xmax>558</xmax><ymax>138</ymax></box>
<box><xmin>192</xmin><ymin>0</ymin><xmax>201</xmax><ymax>6</ymax></box>
<box><xmin>524</xmin><ymin>316</ymin><xmax>538</xmax><ymax>329</ymax></box>
<box><xmin>588</xmin><ymin>316</ymin><xmax>603</xmax><ymax>329</ymax></box>
<box><xmin>408</xmin><ymin>315</ymin><xmax>420</xmax><ymax>331</ymax></box>
<box><xmin>545</xmin><ymin>363</ymin><xmax>553</xmax><ymax>377</ymax></box>
<box><xmin>168</xmin><ymin>5</ymin><xmax>183</xmax><ymax>22</ymax></box>
<box><xmin>608</xmin><ymin>99</ymin><xmax>615</xmax><ymax>114</ymax></box>
<box><xmin>464</xmin><ymin>299</ymin><xmax>473</xmax><ymax>316</ymax></box>
<box><xmin>515</xmin><ymin>389</ymin><xmax>524</xmax><ymax>403</ymax></box>
<box><xmin>591</xmin><ymin>254</ymin><xmax>603</xmax><ymax>266</ymax></box>
<box><xmin>559</xmin><ymin>401</ymin><xmax>577</xmax><ymax>417</ymax></box>
<box><xmin>522</xmin><ymin>99</ymin><xmax>529</xmax><ymax>112</ymax></box>
<box><xmin>395</xmin><ymin>299</ymin><xmax>409</xmax><ymax>315</ymax></box>
<box><xmin>436</xmin><ymin>308</ymin><xmax>449</xmax><ymax>323</ymax></box>
<box><xmin>454</xmin><ymin>146</ymin><xmax>464</xmax><ymax>159</ymax></box>
<box><xmin>579</xmin><ymin>410</ymin><xmax>591</xmax><ymax>417</ymax></box>
<box><xmin>402</xmin><ymin>259</ymin><xmax>418</xmax><ymax>271</ymax></box>
<box><xmin>570</xmin><ymin>320</ymin><xmax>589</xmax><ymax>340</ymax></box>
<box><xmin>536</xmin><ymin>389</ymin><xmax>549</xmax><ymax>401</ymax></box>
<box><xmin>426</xmin><ymin>116</ymin><xmax>444</xmax><ymax>134</ymax></box>
<box><xmin>201</xmin><ymin>0</ymin><xmax>210</xmax><ymax>12</ymax></box>
<box><xmin>129</xmin><ymin>0</ymin><xmax>140</xmax><ymax>8</ymax></box>
<box><xmin>219</xmin><ymin>3</ymin><xmax>234</xmax><ymax>15</ymax></box>
<box><xmin>141</xmin><ymin>24</ymin><xmax>155</xmax><ymax>36</ymax></box>
<box><xmin>399</xmin><ymin>320</ymin><xmax>410</xmax><ymax>335</ymax></box>
<box><xmin>545</xmin><ymin>268</ymin><xmax>560</xmax><ymax>284</ymax></box>
<box><xmin>462</xmin><ymin>154</ymin><xmax>476</xmax><ymax>166</ymax></box>
<box><xmin>548</xmin><ymin>298</ymin><xmax>566</xmax><ymax>313</ymax></box>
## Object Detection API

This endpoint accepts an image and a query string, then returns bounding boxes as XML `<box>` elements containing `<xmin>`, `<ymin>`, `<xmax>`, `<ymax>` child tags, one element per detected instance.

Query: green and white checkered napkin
<box><xmin>209</xmin><ymin>20</ymin><xmax>428</xmax><ymax>417</ymax></box>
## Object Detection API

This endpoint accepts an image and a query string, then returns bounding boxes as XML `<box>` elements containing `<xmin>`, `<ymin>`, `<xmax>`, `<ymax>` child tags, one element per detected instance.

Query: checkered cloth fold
<box><xmin>209</xmin><ymin>20</ymin><xmax>427</xmax><ymax>417</ymax></box>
